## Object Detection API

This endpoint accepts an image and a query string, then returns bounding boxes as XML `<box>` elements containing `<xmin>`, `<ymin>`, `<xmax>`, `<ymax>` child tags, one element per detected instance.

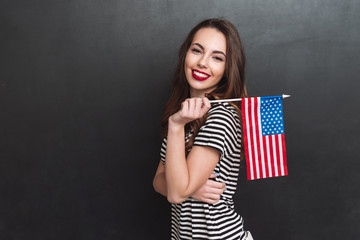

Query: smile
<box><xmin>192</xmin><ymin>70</ymin><xmax>210</xmax><ymax>81</ymax></box>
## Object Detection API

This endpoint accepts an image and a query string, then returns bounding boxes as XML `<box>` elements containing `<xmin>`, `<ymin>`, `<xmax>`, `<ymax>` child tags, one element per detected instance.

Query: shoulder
<box><xmin>209</xmin><ymin>102</ymin><xmax>238</xmax><ymax>115</ymax></box>
<box><xmin>199</xmin><ymin>102</ymin><xmax>241</xmax><ymax>139</ymax></box>
<box><xmin>195</xmin><ymin>102</ymin><xmax>241</xmax><ymax>156</ymax></box>
<box><xmin>207</xmin><ymin>102</ymin><xmax>240</xmax><ymax>126</ymax></box>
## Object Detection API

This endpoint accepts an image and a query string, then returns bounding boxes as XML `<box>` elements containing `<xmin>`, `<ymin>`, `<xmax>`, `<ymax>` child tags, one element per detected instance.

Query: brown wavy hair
<box><xmin>161</xmin><ymin>18</ymin><xmax>247</xmax><ymax>158</ymax></box>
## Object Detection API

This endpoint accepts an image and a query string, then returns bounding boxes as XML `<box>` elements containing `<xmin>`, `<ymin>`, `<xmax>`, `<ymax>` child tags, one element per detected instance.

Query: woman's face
<box><xmin>184</xmin><ymin>27</ymin><xmax>226</xmax><ymax>98</ymax></box>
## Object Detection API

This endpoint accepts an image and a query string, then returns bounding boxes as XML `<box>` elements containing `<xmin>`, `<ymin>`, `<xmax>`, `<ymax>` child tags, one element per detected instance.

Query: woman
<box><xmin>153</xmin><ymin>18</ymin><xmax>252</xmax><ymax>240</ymax></box>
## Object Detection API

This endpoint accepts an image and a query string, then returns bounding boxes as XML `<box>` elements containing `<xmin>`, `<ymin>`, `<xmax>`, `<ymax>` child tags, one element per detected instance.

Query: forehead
<box><xmin>192</xmin><ymin>28</ymin><xmax>226</xmax><ymax>52</ymax></box>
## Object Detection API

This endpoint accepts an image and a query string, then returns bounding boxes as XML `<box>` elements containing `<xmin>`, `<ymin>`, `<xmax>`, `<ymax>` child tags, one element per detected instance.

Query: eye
<box><xmin>213</xmin><ymin>56</ymin><xmax>224</xmax><ymax>62</ymax></box>
<box><xmin>191</xmin><ymin>48</ymin><xmax>202</xmax><ymax>54</ymax></box>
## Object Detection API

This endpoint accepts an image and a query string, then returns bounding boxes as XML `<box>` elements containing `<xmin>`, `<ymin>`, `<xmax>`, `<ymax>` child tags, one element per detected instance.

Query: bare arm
<box><xmin>153</xmin><ymin>97</ymin><xmax>226</xmax><ymax>204</ymax></box>
<box><xmin>153</xmin><ymin>161</ymin><xmax>225</xmax><ymax>203</ymax></box>
<box><xmin>165</xmin><ymin>97</ymin><xmax>221</xmax><ymax>203</ymax></box>
<box><xmin>153</xmin><ymin>160</ymin><xmax>167</xmax><ymax>197</ymax></box>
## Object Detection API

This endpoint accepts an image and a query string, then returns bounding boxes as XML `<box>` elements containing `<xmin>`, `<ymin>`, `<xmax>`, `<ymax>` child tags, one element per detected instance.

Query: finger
<box><xmin>205</xmin><ymin>184</ymin><xmax>225</xmax><ymax>195</ymax></box>
<box><xmin>214</xmin><ymin>187</ymin><xmax>225</xmax><ymax>195</ymax></box>
<box><xmin>181</xmin><ymin>101</ymin><xmax>189</xmax><ymax>115</ymax></box>
<box><xmin>208</xmin><ymin>181</ymin><xmax>226</xmax><ymax>190</ymax></box>
<box><xmin>187</xmin><ymin>98</ymin><xmax>195</xmax><ymax>114</ymax></box>
<box><xmin>200</xmin><ymin>193</ymin><xmax>220</xmax><ymax>203</ymax></box>
<box><xmin>200</xmin><ymin>198</ymin><xmax>219</xmax><ymax>204</ymax></box>
<box><xmin>206</xmin><ymin>193</ymin><xmax>221</xmax><ymax>200</ymax></box>
<box><xmin>209</xmin><ymin>173</ymin><xmax>217</xmax><ymax>179</ymax></box>
<box><xmin>194</xmin><ymin>97</ymin><xmax>203</xmax><ymax>116</ymax></box>
<box><xmin>202</xmin><ymin>97</ymin><xmax>211</xmax><ymax>109</ymax></box>
<box><xmin>200</xmin><ymin>97</ymin><xmax>211</xmax><ymax>115</ymax></box>
<box><xmin>203</xmin><ymin>184</ymin><xmax>225</xmax><ymax>196</ymax></box>
<box><xmin>202</xmin><ymin>198</ymin><xmax>219</xmax><ymax>204</ymax></box>
<box><xmin>186</xmin><ymin>99</ymin><xmax>192</xmax><ymax>111</ymax></box>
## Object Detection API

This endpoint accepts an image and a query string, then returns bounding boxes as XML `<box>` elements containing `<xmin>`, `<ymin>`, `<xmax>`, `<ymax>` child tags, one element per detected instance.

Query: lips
<box><xmin>192</xmin><ymin>69</ymin><xmax>210</xmax><ymax>81</ymax></box>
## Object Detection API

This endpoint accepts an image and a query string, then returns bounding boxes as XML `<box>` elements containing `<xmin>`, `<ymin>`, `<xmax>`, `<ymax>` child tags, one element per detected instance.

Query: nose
<box><xmin>197</xmin><ymin>55</ymin><xmax>208</xmax><ymax>69</ymax></box>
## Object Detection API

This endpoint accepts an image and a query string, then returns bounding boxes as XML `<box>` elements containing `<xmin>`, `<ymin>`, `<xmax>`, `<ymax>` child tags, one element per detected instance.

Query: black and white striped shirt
<box><xmin>160</xmin><ymin>102</ymin><xmax>246</xmax><ymax>240</ymax></box>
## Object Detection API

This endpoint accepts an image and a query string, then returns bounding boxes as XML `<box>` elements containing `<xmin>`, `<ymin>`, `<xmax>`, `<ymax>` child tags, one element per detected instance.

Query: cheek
<box><xmin>184</xmin><ymin>54</ymin><xmax>194</xmax><ymax>68</ymax></box>
<box><xmin>214</xmin><ymin>64</ymin><xmax>226</xmax><ymax>78</ymax></box>
<box><xmin>184</xmin><ymin>58</ymin><xmax>190</xmax><ymax>72</ymax></box>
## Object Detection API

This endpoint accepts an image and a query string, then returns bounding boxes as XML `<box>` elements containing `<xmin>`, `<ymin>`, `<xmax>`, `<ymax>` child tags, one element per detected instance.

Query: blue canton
<box><xmin>260</xmin><ymin>97</ymin><xmax>284</xmax><ymax>136</ymax></box>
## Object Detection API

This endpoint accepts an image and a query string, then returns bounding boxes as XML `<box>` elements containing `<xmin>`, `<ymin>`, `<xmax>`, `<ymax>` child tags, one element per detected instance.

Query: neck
<box><xmin>190</xmin><ymin>89</ymin><xmax>203</xmax><ymax>98</ymax></box>
<box><xmin>190</xmin><ymin>87</ymin><xmax>216</xmax><ymax>98</ymax></box>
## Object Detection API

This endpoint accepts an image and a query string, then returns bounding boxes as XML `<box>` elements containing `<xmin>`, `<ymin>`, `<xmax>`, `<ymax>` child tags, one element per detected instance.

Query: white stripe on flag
<box><xmin>266</xmin><ymin>136</ymin><xmax>272</xmax><ymax>177</ymax></box>
<box><xmin>244</xmin><ymin>98</ymin><xmax>254</xmax><ymax>180</ymax></box>
<box><xmin>257</xmin><ymin>98</ymin><xmax>266</xmax><ymax>178</ymax></box>
<box><xmin>272</xmin><ymin>134</ymin><xmax>278</xmax><ymax>177</ymax></box>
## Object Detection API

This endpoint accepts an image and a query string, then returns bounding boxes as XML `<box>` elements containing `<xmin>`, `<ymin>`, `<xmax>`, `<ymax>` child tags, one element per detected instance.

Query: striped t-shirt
<box><xmin>160</xmin><ymin>102</ymin><xmax>246</xmax><ymax>240</ymax></box>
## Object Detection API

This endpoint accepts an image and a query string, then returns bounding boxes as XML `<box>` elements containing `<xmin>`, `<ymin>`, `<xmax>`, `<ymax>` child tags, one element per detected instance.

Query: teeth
<box><xmin>193</xmin><ymin>71</ymin><xmax>209</xmax><ymax>78</ymax></box>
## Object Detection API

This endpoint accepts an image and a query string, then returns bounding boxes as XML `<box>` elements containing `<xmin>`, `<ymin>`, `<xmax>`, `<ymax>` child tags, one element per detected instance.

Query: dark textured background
<box><xmin>1</xmin><ymin>0</ymin><xmax>359</xmax><ymax>239</ymax></box>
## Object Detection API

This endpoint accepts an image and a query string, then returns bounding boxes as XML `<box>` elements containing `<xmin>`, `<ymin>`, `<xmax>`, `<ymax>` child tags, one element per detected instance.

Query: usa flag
<box><xmin>241</xmin><ymin>96</ymin><xmax>288</xmax><ymax>180</ymax></box>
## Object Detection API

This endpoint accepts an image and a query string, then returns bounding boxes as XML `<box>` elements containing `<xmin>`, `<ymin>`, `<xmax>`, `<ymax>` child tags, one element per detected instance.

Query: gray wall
<box><xmin>1</xmin><ymin>0</ymin><xmax>359</xmax><ymax>239</ymax></box>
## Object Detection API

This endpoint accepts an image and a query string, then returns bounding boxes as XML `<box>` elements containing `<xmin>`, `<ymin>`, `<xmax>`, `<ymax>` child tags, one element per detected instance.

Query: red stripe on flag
<box><xmin>268</xmin><ymin>135</ymin><xmax>275</xmax><ymax>177</ymax></box>
<box><xmin>282</xmin><ymin>134</ymin><xmax>288</xmax><ymax>175</ymax></box>
<box><xmin>249</xmin><ymin>98</ymin><xmax>257</xmax><ymax>179</ymax></box>
<box><xmin>254</xmin><ymin>98</ymin><xmax>263</xmax><ymax>179</ymax></box>
<box><xmin>267</xmin><ymin>136</ymin><xmax>273</xmax><ymax>178</ymax></box>
<box><xmin>275</xmin><ymin>135</ymin><xmax>281</xmax><ymax>176</ymax></box>
<box><xmin>242</xmin><ymin>98</ymin><xmax>252</xmax><ymax>180</ymax></box>
<box><xmin>262</xmin><ymin>135</ymin><xmax>269</xmax><ymax>178</ymax></box>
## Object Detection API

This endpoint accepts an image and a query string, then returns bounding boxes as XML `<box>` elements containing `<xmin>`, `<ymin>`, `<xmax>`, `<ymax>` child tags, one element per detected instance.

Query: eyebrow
<box><xmin>193</xmin><ymin>43</ymin><xmax>226</xmax><ymax>57</ymax></box>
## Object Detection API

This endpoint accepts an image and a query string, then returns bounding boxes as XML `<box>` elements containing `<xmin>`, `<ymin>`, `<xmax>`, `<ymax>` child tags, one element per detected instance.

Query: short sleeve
<box><xmin>160</xmin><ymin>137</ymin><xmax>167</xmax><ymax>165</ymax></box>
<box><xmin>193</xmin><ymin>104</ymin><xmax>240</xmax><ymax>156</ymax></box>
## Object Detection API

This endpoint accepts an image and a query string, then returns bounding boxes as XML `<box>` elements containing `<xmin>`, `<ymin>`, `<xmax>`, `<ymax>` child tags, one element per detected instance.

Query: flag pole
<box><xmin>209</xmin><ymin>94</ymin><xmax>291</xmax><ymax>104</ymax></box>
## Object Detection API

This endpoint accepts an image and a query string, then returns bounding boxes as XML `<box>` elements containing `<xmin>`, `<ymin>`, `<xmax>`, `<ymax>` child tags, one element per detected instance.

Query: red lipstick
<box><xmin>192</xmin><ymin>69</ymin><xmax>210</xmax><ymax>81</ymax></box>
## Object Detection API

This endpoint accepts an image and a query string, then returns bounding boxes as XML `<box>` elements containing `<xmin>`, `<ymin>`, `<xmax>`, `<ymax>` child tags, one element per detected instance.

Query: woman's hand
<box><xmin>169</xmin><ymin>97</ymin><xmax>211</xmax><ymax>128</ymax></box>
<box><xmin>191</xmin><ymin>172</ymin><xmax>225</xmax><ymax>204</ymax></box>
